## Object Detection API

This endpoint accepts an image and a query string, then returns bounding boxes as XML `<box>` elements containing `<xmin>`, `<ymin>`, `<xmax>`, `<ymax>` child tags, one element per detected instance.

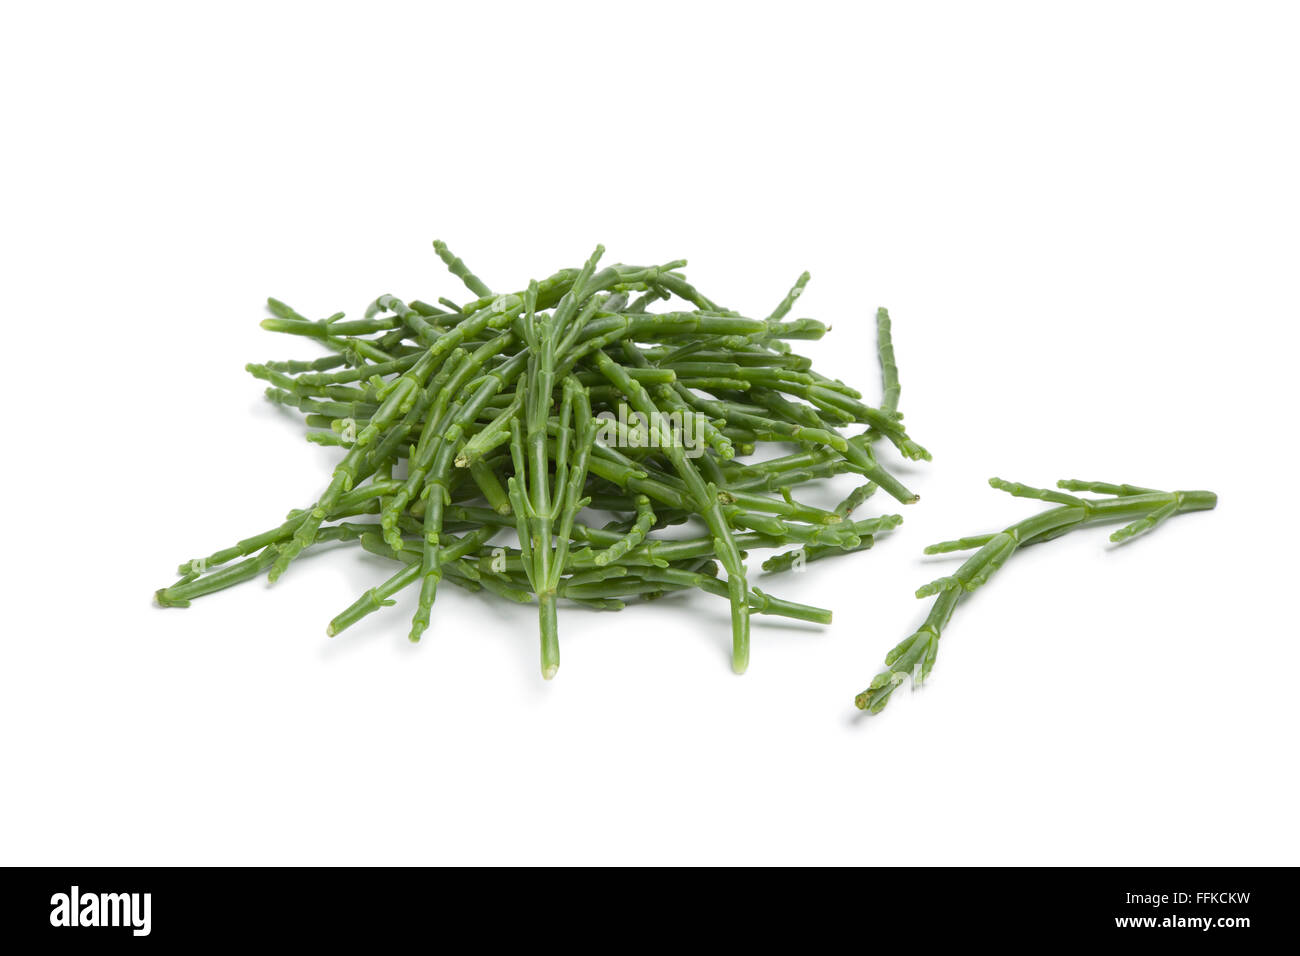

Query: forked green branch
<box><xmin>854</xmin><ymin>478</ymin><xmax>1217</xmax><ymax>713</ymax></box>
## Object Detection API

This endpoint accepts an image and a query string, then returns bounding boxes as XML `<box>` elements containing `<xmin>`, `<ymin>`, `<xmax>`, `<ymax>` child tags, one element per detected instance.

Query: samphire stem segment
<box><xmin>854</xmin><ymin>477</ymin><xmax>1217</xmax><ymax>713</ymax></box>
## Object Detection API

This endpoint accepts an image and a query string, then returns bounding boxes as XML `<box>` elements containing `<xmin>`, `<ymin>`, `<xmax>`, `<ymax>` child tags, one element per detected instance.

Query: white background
<box><xmin>2</xmin><ymin>2</ymin><xmax>1297</xmax><ymax>865</ymax></box>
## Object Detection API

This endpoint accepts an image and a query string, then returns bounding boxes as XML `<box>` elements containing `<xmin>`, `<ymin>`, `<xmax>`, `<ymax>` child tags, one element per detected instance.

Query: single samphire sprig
<box><xmin>854</xmin><ymin>478</ymin><xmax>1218</xmax><ymax>713</ymax></box>
<box><xmin>156</xmin><ymin>240</ymin><xmax>925</xmax><ymax>680</ymax></box>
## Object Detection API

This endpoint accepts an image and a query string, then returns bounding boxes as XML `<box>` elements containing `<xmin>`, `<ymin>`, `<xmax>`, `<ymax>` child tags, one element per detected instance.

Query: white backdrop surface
<box><xmin>1</xmin><ymin>2</ymin><xmax>1296</xmax><ymax>865</ymax></box>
